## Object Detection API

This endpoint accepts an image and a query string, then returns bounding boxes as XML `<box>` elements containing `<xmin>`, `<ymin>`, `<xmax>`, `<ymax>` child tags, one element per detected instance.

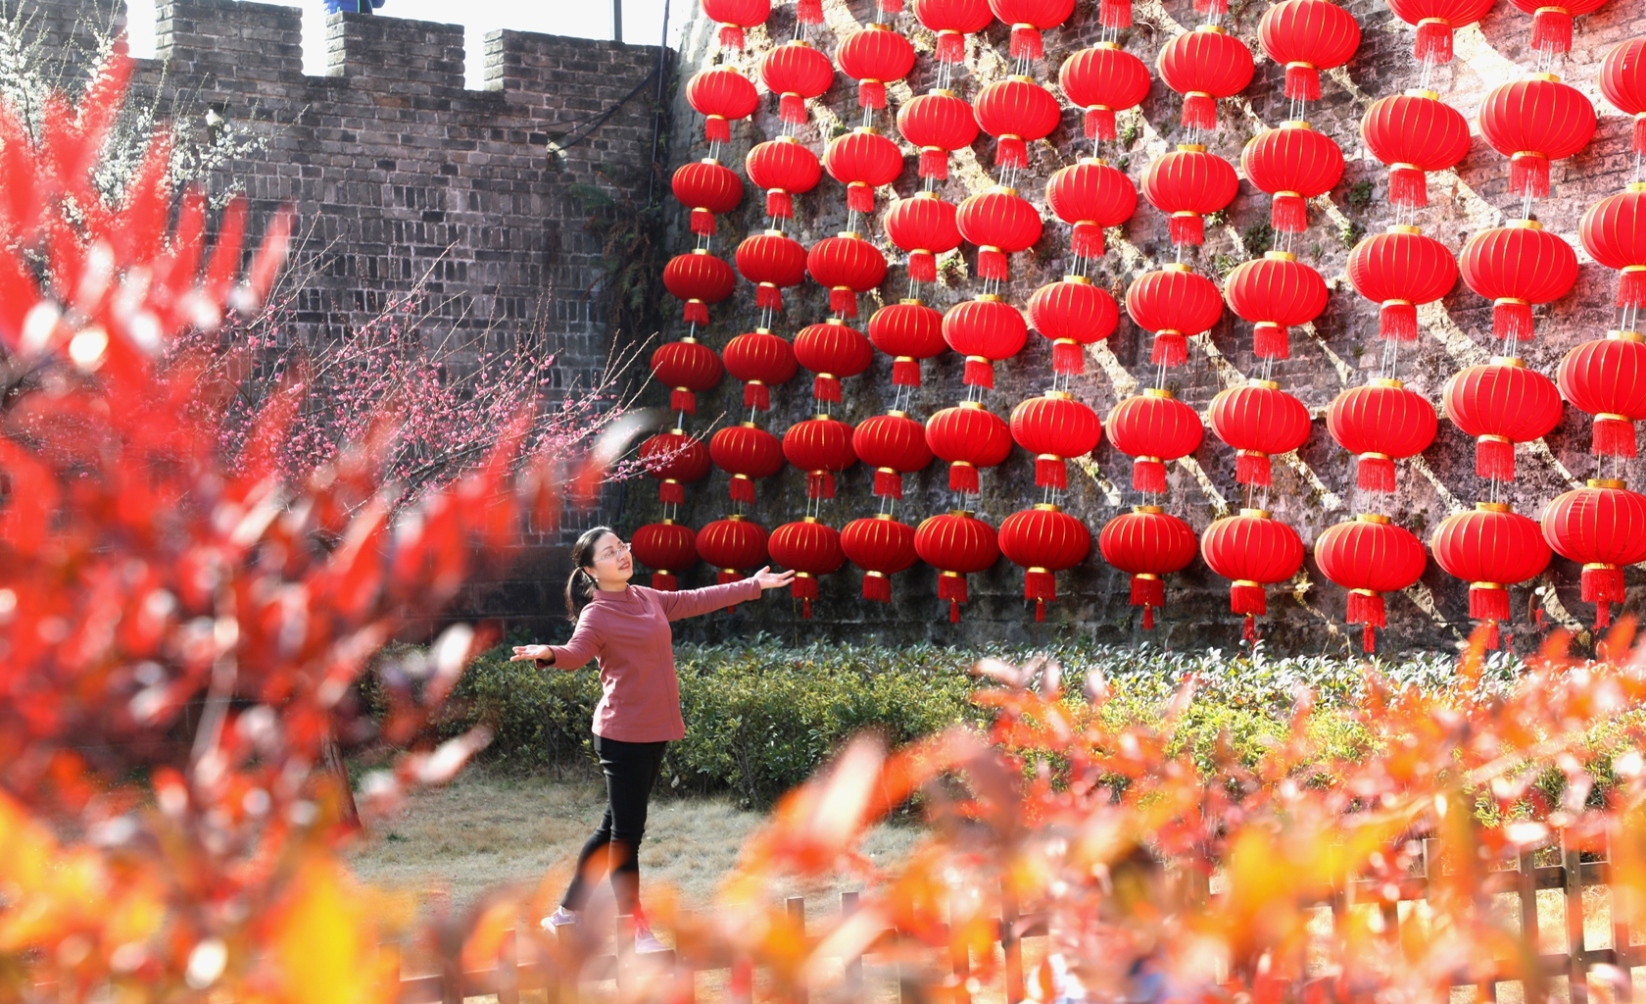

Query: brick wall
<box><xmin>649</xmin><ymin>0</ymin><xmax>1646</xmax><ymax>655</ymax></box>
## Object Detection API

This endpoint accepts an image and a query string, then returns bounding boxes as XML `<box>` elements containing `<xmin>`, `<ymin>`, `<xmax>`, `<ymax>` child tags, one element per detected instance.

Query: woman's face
<box><xmin>585</xmin><ymin>532</ymin><xmax>634</xmax><ymax>586</ymax></box>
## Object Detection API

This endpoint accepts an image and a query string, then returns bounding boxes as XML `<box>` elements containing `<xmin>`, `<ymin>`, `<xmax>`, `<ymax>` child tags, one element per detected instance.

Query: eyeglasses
<box><xmin>595</xmin><ymin>541</ymin><xmax>631</xmax><ymax>561</ymax></box>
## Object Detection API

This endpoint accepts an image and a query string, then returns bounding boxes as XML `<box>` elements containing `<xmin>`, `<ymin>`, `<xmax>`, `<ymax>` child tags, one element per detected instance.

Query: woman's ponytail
<box><xmin>565</xmin><ymin>526</ymin><xmax>615</xmax><ymax>622</ymax></box>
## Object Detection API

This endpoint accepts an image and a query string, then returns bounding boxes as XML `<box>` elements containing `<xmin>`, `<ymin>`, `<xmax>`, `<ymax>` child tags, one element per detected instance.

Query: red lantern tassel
<box><xmin>796</xmin><ymin>0</ymin><xmax>823</xmax><ymax>23</ymax></box>
<box><xmin>996</xmin><ymin>136</ymin><xmax>1028</xmax><ymax>170</ymax></box>
<box><xmin>1379</xmin><ymin>300</ymin><xmax>1418</xmax><ymax>341</ymax></box>
<box><xmin>847</xmin><ymin>182</ymin><xmax>875</xmax><ymax>214</ymax></box>
<box><xmin>977</xmin><ymin>248</ymin><xmax>1009</xmax><ymax>281</ymax></box>
<box><xmin>807</xmin><ymin>470</ymin><xmax>836</xmax><ymax>499</ymax></box>
<box><xmin>1243</xmin><ymin>614</ymin><xmax>1257</xmax><ymax>642</ymax></box>
<box><xmin>1235</xmin><ymin>450</ymin><xmax>1273</xmax><ymax>487</ymax></box>
<box><xmin>1072</xmin><ymin>222</ymin><xmax>1105</xmax><ymax>258</ymax></box>
<box><xmin>1356</xmin><ymin>454</ymin><xmax>1396</xmax><ymax>493</ymax></box>
<box><xmin>879</xmin><ymin>0</ymin><xmax>904</xmax><ymax>13</ymax></box>
<box><xmin>766</xmin><ymin>190</ymin><xmax>794</xmax><ymax>218</ymax></box>
<box><xmin>1347</xmin><ymin>590</ymin><xmax>1386</xmax><ymax>654</ymax></box>
<box><xmin>1271</xmin><ymin>193</ymin><xmax>1307</xmax><ymax>234</ymax></box>
<box><xmin>1052</xmin><ymin>340</ymin><xmax>1085</xmax><ymax>375</ymax></box>
<box><xmin>1231</xmin><ymin>582</ymin><xmax>1268</xmax><ymax>616</ymax></box>
<box><xmin>963</xmin><ymin>357</ymin><xmax>996</xmax><ymax>388</ymax></box>
<box><xmin>1083</xmin><ymin>107</ymin><xmax>1117</xmax><ymax>142</ymax></box>
<box><xmin>1414</xmin><ymin>19</ymin><xmax>1455</xmax><ymax>64</ymax></box>
<box><xmin>717</xmin><ymin>569</ymin><xmax>743</xmax><ymax>586</ymax></box>
<box><xmin>948</xmin><ymin>461</ymin><xmax>980</xmax><ymax>493</ymax></box>
<box><xmin>918</xmin><ymin>148</ymin><xmax>949</xmax><ymax>180</ymax></box>
<box><xmin>705</xmin><ymin>116</ymin><xmax>731</xmax><ymax>144</ymax></box>
<box><xmin>858</xmin><ymin>80</ymin><xmax>887</xmax><ymax>110</ymax></box>
<box><xmin>1168</xmin><ymin>212</ymin><xmax>1205</xmax><ymax>246</ymax></box>
<box><xmin>1180</xmin><ymin>93</ymin><xmax>1217</xmax><ymax>131</ymax></box>
<box><xmin>1008</xmin><ymin>25</ymin><xmax>1043</xmax><ymax>61</ymax></box>
<box><xmin>1509</xmin><ymin>152</ymin><xmax>1550</xmax><ymax>199</ymax></box>
<box><xmin>1530</xmin><ymin>7</ymin><xmax>1573</xmax><ymax>54</ymax></box>
<box><xmin>1253</xmin><ymin>322</ymin><xmax>1290</xmax><ymax>361</ymax></box>
<box><xmin>757</xmin><ymin>283</ymin><xmax>783</xmax><ymax>311</ymax></box>
<box><xmin>1620</xmin><ymin>267</ymin><xmax>1646</xmax><ymax>308</ymax></box>
<box><xmin>1131</xmin><ymin>574</ymin><xmax>1164</xmax><ymax>614</ymax></box>
<box><xmin>1133</xmin><ymin>458</ymin><xmax>1167</xmax><ymax>495</ymax></box>
<box><xmin>908</xmin><ymin>250</ymin><xmax>937</xmax><ymax>284</ymax></box>
<box><xmin>1035</xmin><ymin>455</ymin><xmax>1068</xmax><ymax>489</ymax></box>
<box><xmin>718</xmin><ymin>24</ymin><xmax>746</xmax><ymax>49</ymax></box>
<box><xmin>671</xmin><ymin>388</ymin><xmax>697</xmax><ymax>414</ymax></box>
<box><xmin>652</xmin><ymin>571</ymin><xmax>679</xmax><ymax>591</ymax></box>
<box><xmin>1143</xmin><ymin>605</ymin><xmax>1156</xmax><ymax>629</ymax></box>
<box><xmin>729</xmin><ymin>474</ymin><xmax>756</xmax><ymax>503</ymax></box>
<box><xmin>691</xmin><ymin>208</ymin><xmax>716</xmax><ymax>237</ymax></box>
<box><xmin>1152</xmin><ymin>333</ymin><xmax>1187</xmax><ymax>367</ymax></box>
<box><xmin>1469</xmin><ymin>583</ymin><xmax>1510</xmax><ymax>623</ymax></box>
<box><xmin>1026</xmin><ymin>569</ymin><xmax>1055</xmax><ymax>621</ymax></box>
<box><xmin>892</xmin><ymin>357</ymin><xmax>921</xmax><ymax>387</ymax></box>
<box><xmin>779</xmin><ymin>94</ymin><xmax>807</xmax><ymax>125</ymax></box>
<box><xmin>1582</xmin><ymin>564</ymin><xmax>1625</xmax><ymax>630</ymax></box>
<box><xmin>873</xmin><ymin>468</ymin><xmax>904</xmax><ymax>498</ymax></box>
<box><xmin>938</xmin><ymin>571</ymin><xmax>968</xmax><ymax>623</ymax></box>
<box><xmin>1100</xmin><ymin>0</ymin><xmax>1132</xmax><ymax>27</ymax></box>
<box><xmin>683</xmin><ymin>300</ymin><xmax>709</xmax><ymax>325</ymax></box>
<box><xmin>862</xmin><ymin>570</ymin><xmax>891</xmax><ymax>603</ymax></box>
<box><xmin>743</xmin><ymin>381</ymin><xmax>770</xmax><ymax>410</ymax></box>
<box><xmin>936</xmin><ymin>30</ymin><xmax>965</xmax><ymax>62</ymax></box>
<box><xmin>813</xmin><ymin>374</ymin><xmax>842</xmax><ymax>402</ymax></box>
<box><xmin>659</xmin><ymin>480</ymin><xmax>684</xmax><ymax>505</ymax></box>
<box><xmin>1388</xmin><ymin>165</ymin><xmax>1428</xmax><ymax>208</ymax></box>
<box><xmin>1194</xmin><ymin>0</ymin><xmax>1228</xmax><ymax>12</ymax></box>
<box><xmin>1494</xmin><ymin>299</ymin><xmax>1533</xmax><ymax>341</ymax></box>
<box><xmin>830</xmin><ymin>287</ymin><xmax>859</xmax><ymax>317</ymax></box>
<box><xmin>1476</xmin><ymin>437</ymin><xmax>1516</xmax><ymax>481</ymax></box>
<box><xmin>1595</xmin><ymin>415</ymin><xmax>1638</xmax><ymax>458</ymax></box>
<box><xmin>1284</xmin><ymin>63</ymin><xmax>1321</xmax><ymax>102</ymax></box>
<box><xmin>1635</xmin><ymin>113</ymin><xmax>1646</xmax><ymax>157</ymax></box>
<box><xmin>792</xmin><ymin>573</ymin><xmax>818</xmax><ymax>619</ymax></box>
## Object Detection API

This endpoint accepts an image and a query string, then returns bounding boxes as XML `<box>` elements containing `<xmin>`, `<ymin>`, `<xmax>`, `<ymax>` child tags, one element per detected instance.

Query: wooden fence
<box><xmin>390</xmin><ymin>834</ymin><xmax>1644</xmax><ymax>1004</ymax></box>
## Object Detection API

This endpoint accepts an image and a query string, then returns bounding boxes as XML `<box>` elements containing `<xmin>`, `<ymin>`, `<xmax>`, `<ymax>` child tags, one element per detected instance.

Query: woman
<box><xmin>510</xmin><ymin>525</ymin><xmax>793</xmax><ymax>951</ymax></box>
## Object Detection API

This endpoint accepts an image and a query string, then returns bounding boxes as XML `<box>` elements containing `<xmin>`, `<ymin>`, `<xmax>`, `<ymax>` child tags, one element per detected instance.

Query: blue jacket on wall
<box><xmin>322</xmin><ymin>0</ymin><xmax>386</xmax><ymax>11</ymax></box>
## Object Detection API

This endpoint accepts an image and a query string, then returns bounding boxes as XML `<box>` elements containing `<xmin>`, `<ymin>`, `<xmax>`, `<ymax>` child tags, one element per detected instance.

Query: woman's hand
<box><xmin>510</xmin><ymin>644</ymin><xmax>554</xmax><ymax>664</ymax></box>
<box><xmin>752</xmin><ymin>566</ymin><xmax>796</xmax><ymax>591</ymax></box>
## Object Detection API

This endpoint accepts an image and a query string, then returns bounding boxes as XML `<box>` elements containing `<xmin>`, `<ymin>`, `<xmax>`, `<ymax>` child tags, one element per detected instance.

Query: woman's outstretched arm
<box><xmin>654</xmin><ymin>566</ymin><xmax>795</xmax><ymax>621</ymax></box>
<box><xmin>509</xmin><ymin>615</ymin><xmax>602</xmax><ymax>670</ymax></box>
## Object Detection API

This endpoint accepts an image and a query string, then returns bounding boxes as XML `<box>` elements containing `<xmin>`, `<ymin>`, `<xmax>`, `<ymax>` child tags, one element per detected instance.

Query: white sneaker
<box><xmin>634</xmin><ymin>923</ymin><xmax>669</xmax><ymax>954</ymax></box>
<box><xmin>540</xmin><ymin>907</ymin><xmax>578</xmax><ymax>931</ymax></box>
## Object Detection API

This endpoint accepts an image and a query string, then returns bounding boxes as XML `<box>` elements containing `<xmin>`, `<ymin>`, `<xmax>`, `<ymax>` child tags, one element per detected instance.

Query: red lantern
<box><xmin>854</xmin><ymin>411</ymin><xmax>935</xmax><ymax>498</ymax></box>
<box><xmin>910</xmin><ymin>0</ymin><xmax>994</xmax><ymax>62</ymax></box>
<box><xmin>639</xmin><ymin>429</ymin><xmax>712</xmax><ymax>505</ymax></box>
<box><xmin>1156</xmin><ymin>27</ymin><xmax>1255</xmax><ymax>131</ymax></box>
<box><xmin>1124</xmin><ymin>264</ymin><xmax>1223</xmax><ymax>368</ymax></box>
<box><xmin>913</xmin><ymin>510</ymin><xmax>1000</xmax><ymax>623</ymax></box>
<box><xmin>1360</xmin><ymin>91</ymin><xmax>1471</xmax><ymax>209</ymax></box>
<box><xmin>1058</xmin><ymin>43</ymin><xmax>1150</xmax><ymax>142</ymax></box>
<box><xmin>1508</xmin><ymin>0</ymin><xmax>1610</xmax><ymax>56</ymax></box>
<box><xmin>1099</xmin><ymin>506</ymin><xmax>1197</xmax><ymax>629</ymax></box>
<box><xmin>1315</xmin><ymin>514</ymin><xmax>1426</xmax><ymax>652</ymax></box>
<box><xmin>823</xmin><ymin>128</ymin><xmax>904</xmax><ymax>215</ymax></box>
<box><xmin>1430</xmin><ymin>502</ymin><xmax>1551</xmax><ymax>648</ymax></box>
<box><xmin>986</xmin><ymin>0</ymin><xmax>1076</xmax><ymax>60</ymax></box>
<box><xmin>1442</xmin><ymin>358</ymin><xmax>1563</xmax><ymax>481</ymax></box>
<box><xmin>745</xmin><ymin>137</ymin><xmax>822</xmax><ymax>220</ymax></box>
<box><xmin>842</xmin><ymin>513</ymin><xmax>919</xmax><ymax>602</ymax></box>
<box><xmin>1257</xmin><ymin>0</ymin><xmax>1361</xmax><ymax>102</ymax></box>
<box><xmin>1027</xmin><ymin>276</ymin><xmax>1119</xmax><ymax>375</ymax></box>
<box><xmin>837</xmin><ymin>24</ymin><xmax>916</xmax><ymax>110</ymax></box>
<box><xmin>955</xmin><ymin>188</ymin><xmax>1043</xmax><ymax>282</ymax></box>
<box><xmin>794</xmin><ymin>319</ymin><xmax>874</xmax><ymax>404</ymax></box>
<box><xmin>1140</xmin><ymin>146</ymin><xmax>1239</xmax><ymax>246</ymax></box>
<box><xmin>1385</xmin><ymin>0</ymin><xmax>1495</xmax><ymax>64</ymax></box>
<box><xmin>896</xmin><ymin>90</ymin><xmax>980</xmax><ymax>180</ymax></box>
<box><xmin>722</xmin><ymin>329</ymin><xmax>798</xmax><ymax>411</ymax></box>
<box><xmin>650</xmin><ymin>338</ymin><xmax>724</xmax><ymax>415</ymax></box>
<box><xmin>1542</xmin><ymin>479</ymin><xmax>1646</xmax><ymax>629</ymax></box>
<box><xmin>631</xmin><ymin>520</ymin><xmax>699</xmax><ymax>591</ymax></box>
<box><xmin>686</xmin><ymin>67</ymin><xmax>760</xmax><ymax>143</ymax></box>
<box><xmin>1199</xmin><ymin>508</ymin><xmax>1305</xmax><ymax>641</ymax></box>
<box><xmin>1459</xmin><ymin>221</ymin><xmax>1578</xmax><ymax>342</ymax></box>
<box><xmin>1045</xmin><ymin>158</ymin><xmax>1137</xmax><ymax>259</ymax></box>
<box><xmin>1207</xmin><ymin>380</ymin><xmax>1311</xmax><ymax>488</ymax></box>
<box><xmin>663</xmin><ymin>250</ymin><xmax>736</xmax><ymax>326</ymax></box>
<box><xmin>1478</xmin><ymin>75</ymin><xmax>1596</xmax><ymax>200</ymax></box>
<box><xmin>1557</xmin><ymin>332</ymin><xmax>1646</xmax><ymax>457</ymax></box>
<box><xmin>702</xmin><ymin>0</ymin><xmax>770</xmax><ymax>50</ymax></box>
<box><xmin>1324</xmin><ymin>378</ymin><xmax>1438</xmax><ymax>493</ymax></box>
<box><xmin>806</xmin><ymin>233</ymin><xmax>887</xmax><ymax>318</ymax></box>
<box><xmin>782</xmin><ymin>415</ymin><xmax>858</xmax><ymax>500</ymax></box>
<box><xmin>760</xmin><ymin>40</ymin><xmax>834</xmax><ymax>125</ymax></box>
<box><xmin>999</xmin><ymin>504</ymin><xmax>1091</xmax><ymax>621</ymax></box>
<box><xmin>942</xmin><ymin>295</ymin><xmax>1029</xmax><ymax>389</ymax></box>
<box><xmin>768</xmin><ymin>518</ymin><xmax>845</xmax><ymax>618</ymax></box>
<box><xmin>735</xmin><ymin>230</ymin><xmax>808</xmax><ymax>311</ymax></box>
<box><xmin>974</xmin><ymin>77</ymin><xmax>1062</xmax><ymax>170</ymax></box>
<box><xmin>1601</xmin><ymin>38</ymin><xmax>1646</xmax><ymax>156</ymax></box>
<box><xmin>926</xmin><ymin>401</ymin><xmax>1013</xmax><ymax>494</ymax></box>
<box><xmin>1010</xmin><ymin>392</ymin><xmax>1102</xmax><ymax>489</ymax></box>
<box><xmin>671</xmin><ymin>160</ymin><xmax>743</xmax><ymax>237</ymax></box>
<box><xmin>1224</xmin><ymin>251</ymin><xmax>1328</xmax><ymax>361</ymax></box>
<box><xmin>1106</xmin><ymin>389</ymin><xmax>1204</xmax><ymax>494</ymax></box>
<box><xmin>1239</xmin><ymin>122</ymin><xmax>1344</xmax><ymax>234</ymax></box>
<box><xmin>709</xmin><ymin>423</ymin><xmax>785</xmax><ymax>503</ymax></box>
<box><xmin>868</xmin><ymin>299</ymin><xmax>946</xmax><ymax>387</ymax></box>
<box><xmin>1579</xmin><ymin>187</ymin><xmax>1646</xmax><ymax>308</ymax></box>
<box><xmin>1345</xmin><ymin>225</ymin><xmax>1458</xmax><ymax>341</ymax></box>
<box><xmin>696</xmin><ymin>515</ymin><xmax>769</xmax><ymax>594</ymax></box>
<box><xmin>884</xmin><ymin>192</ymin><xmax>961</xmax><ymax>285</ymax></box>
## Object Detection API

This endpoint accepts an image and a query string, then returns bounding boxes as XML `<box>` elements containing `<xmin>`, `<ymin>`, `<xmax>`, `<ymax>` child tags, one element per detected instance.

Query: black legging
<box><xmin>561</xmin><ymin>735</ymin><xmax>668</xmax><ymax>916</ymax></box>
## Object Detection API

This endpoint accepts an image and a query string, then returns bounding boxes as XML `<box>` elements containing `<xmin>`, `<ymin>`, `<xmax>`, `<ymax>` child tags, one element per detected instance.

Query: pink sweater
<box><xmin>546</xmin><ymin>578</ymin><xmax>764</xmax><ymax>742</ymax></box>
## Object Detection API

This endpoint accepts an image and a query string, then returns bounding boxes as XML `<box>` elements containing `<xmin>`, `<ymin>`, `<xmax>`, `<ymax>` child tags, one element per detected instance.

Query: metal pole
<box><xmin>613</xmin><ymin>0</ymin><xmax>624</xmax><ymax>42</ymax></box>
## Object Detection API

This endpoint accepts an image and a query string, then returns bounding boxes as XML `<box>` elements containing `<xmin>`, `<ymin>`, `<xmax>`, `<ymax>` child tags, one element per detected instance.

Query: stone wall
<box><xmin>18</xmin><ymin>0</ymin><xmax>669</xmax><ymax>635</ymax></box>
<box><xmin>649</xmin><ymin>0</ymin><xmax>1646</xmax><ymax>655</ymax></box>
